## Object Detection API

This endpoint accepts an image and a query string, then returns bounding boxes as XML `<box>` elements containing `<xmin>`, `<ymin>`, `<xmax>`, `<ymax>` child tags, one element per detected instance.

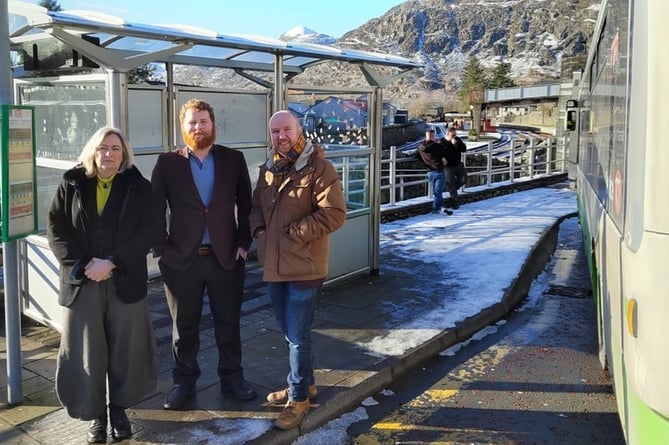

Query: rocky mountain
<box><xmin>279</xmin><ymin>0</ymin><xmax>601</xmax><ymax>107</ymax></box>
<box><xmin>279</xmin><ymin>26</ymin><xmax>336</xmax><ymax>45</ymax></box>
<box><xmin>172</xmin><ymin>0</ymin><xmax>601</xmax><ymax>109</ymax></box>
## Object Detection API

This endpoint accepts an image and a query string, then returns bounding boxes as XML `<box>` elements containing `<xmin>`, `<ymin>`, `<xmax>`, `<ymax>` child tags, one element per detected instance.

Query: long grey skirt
<box><xmin>56</xmin><ymin>279</ymin><xmax>158</xmax><ymax>420</ymax></box>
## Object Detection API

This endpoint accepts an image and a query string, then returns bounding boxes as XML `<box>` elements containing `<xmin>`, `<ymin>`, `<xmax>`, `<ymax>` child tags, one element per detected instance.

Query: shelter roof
<box><xmin>8</xmin><ymin>1</ymin><xmax>421</xmax><ymax>78</ymax></box>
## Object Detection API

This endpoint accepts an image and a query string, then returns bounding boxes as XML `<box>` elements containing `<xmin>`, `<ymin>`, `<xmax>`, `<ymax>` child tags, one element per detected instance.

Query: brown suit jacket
<box><xmin>151</xmin><ymin>144</ymin><xmax>252</xmax><ymax>271</ymax></box>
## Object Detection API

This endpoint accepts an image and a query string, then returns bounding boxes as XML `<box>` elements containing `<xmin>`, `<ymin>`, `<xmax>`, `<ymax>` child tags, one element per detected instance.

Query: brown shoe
<box><xmin>267</xmin><ymin>384</ymin><xmax>317</xmax><ymax>404</ymax></box>
<box><xmin>274</xmin><ymin>399</ymin><xmax>310</xmax><ymax>430</ymax></box>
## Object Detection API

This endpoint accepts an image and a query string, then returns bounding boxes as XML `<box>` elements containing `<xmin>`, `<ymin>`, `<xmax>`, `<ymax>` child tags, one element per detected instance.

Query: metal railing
<box><xmin>381</xmin><ymin>134</ymin><xmax>567</xmax><ymax>206</ymax></box>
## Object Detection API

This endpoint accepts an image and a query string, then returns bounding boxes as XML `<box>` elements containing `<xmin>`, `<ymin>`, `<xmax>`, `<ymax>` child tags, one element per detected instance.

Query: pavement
<box><xmin>0</xmin><ymin>178</ymin><xmax>574</xmax><ymax>445</ymax></box>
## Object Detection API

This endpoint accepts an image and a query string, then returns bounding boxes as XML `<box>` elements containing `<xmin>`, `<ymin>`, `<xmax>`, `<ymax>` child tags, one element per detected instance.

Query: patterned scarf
<box><xmin>269</xmin><ymin>133</ymin><xmax>307</xmax><ymax>175</ymax></box>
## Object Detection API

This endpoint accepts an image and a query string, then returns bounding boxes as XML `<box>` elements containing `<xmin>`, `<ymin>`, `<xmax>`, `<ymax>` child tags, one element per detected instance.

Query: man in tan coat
<box><xmin>250</xmin><ymin>110</ymin><xmax>346</xmax><ymax>430</ymax></box>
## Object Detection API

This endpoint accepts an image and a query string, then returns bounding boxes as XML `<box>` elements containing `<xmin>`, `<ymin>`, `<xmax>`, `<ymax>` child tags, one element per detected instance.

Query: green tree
<box><xmin>489</xmin><ymin>62</ymin><xmax>514</xmax><ymax>88</ymax></box>
<box><xmin>38</xmin><ymin>0</ymin><xmax>62</xmax><ymax>11</ymax></box>
<box><xmin>459</xmin><ymin>55</ymin><xmax>488</xmax><ymax>106</ymax></box>
<box><xmin>128</xmin><ymin>64</ymin><xmax>158</xmax><ymax>84</ymax></box>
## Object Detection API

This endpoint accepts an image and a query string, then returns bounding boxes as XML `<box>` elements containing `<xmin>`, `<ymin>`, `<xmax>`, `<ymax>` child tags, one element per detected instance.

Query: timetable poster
<box><xmin>1</xmin><ymin>105</ymin><xmax>38</xmax><ymax>241</ymax></box>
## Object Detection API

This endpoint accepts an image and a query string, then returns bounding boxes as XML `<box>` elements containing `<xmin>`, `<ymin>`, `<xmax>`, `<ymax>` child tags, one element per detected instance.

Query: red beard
<box><xmin>182</xmin><ymin>128</ymin><xmax>216</xmax><ymax>150</ymax></box>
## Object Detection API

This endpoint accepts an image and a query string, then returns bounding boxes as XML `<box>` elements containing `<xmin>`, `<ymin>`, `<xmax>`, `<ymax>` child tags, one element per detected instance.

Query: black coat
<box><xmin>444</xmin><ymin>136</ymin><xmax>467</xmax><ymax>167</ymax></box>
<box><xmin>417</xmin><ymin>140</ymin><xmax>448</xmax><ymax>171</ymax></box>
<box><xmin>47</xmin><ymin>165</ymin><xmax>153</xmax><ymax>306</ymax></box>
<box><xmin>151</xmin><ymin>144</ymin><xmax>253</xmax><ymax>272</ymax></box>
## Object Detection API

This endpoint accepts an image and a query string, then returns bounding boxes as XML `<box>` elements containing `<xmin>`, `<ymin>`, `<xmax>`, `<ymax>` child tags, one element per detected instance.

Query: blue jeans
<box><xmin>427</xmin><ymin>170</ymin><xmax>445</xmax><ymax>211</ymax></box>
<box><xmin>268</xmin><ymin>282</ymin><xmax>318</xmax><ymax>401</ymax></box>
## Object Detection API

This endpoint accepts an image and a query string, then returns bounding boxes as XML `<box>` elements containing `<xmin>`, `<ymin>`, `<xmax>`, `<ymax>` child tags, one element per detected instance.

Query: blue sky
<box><xmin>53</xmin><ymin>0</ymin><xmax>407</xmax><ymax>39</ymax></box>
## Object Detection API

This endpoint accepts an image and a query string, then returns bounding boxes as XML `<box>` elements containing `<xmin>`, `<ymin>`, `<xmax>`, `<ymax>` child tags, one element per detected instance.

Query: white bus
<box><xmin>570</xmin><ymin>1</ymin><xmax>669</xmax><ymax>443</ymax></box>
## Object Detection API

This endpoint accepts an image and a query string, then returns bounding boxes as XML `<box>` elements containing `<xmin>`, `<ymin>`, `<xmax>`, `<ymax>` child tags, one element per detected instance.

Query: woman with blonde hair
<box><xmin>47</xmin><ymin>127</ymin><xmax>158</xmax><ymax>443</ymax></box>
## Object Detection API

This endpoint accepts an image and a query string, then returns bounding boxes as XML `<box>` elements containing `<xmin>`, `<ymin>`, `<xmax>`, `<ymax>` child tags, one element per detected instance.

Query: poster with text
<box><xmin>1</xmin><ymin>105</ymin><xmax>38</xmax><ymax>241</ymax></box>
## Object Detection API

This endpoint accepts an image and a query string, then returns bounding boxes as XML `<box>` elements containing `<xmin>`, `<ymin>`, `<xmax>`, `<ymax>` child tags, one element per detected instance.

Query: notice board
<box><xmin>1</xmin><ymin>105</ymin><xmax>38</xmax><ymax>241</ymax></box>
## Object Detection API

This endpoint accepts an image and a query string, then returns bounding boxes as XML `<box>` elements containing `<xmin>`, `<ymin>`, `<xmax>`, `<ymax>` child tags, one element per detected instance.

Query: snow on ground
<box><xmin>358</xmin><ymin>186</ymin><xmax>576</xmax><ymax>357</ymax></box>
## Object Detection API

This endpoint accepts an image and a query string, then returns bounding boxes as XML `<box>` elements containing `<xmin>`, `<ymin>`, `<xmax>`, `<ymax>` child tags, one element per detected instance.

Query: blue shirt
<box><xmin>189</xmin><ymin>150</ymin><xmax>214</xmax><ymax>244</ymax></box>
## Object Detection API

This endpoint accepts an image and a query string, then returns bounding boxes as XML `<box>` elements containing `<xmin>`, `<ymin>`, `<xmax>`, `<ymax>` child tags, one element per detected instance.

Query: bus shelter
<box><xmin>6</xmin><ymin>1</ymin><xmax>420</xmax><ymax>331</ymax></box>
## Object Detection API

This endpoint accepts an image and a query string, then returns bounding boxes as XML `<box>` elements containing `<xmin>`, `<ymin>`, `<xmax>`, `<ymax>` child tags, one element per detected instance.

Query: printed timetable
<box><xmin>1</xmin><ymin>105</ymin><xmax>37</xmax><ymax>241</ymax></box>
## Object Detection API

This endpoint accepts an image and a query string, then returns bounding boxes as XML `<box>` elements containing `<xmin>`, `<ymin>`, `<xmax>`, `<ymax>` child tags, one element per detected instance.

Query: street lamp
<box><xmin>469</xmin><ymin>104</ymin><xmax>474</xmax><ymax>119</ymax></box>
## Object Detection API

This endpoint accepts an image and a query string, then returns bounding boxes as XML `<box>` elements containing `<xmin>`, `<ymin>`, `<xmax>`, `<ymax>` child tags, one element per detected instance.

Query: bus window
<box><xmin>566</xmin><ymin>109</ymin><xmax>577</xmax><ymax>131</ymax></box>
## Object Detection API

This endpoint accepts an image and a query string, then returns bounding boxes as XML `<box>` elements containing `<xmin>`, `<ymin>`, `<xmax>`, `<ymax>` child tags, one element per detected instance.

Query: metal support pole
<box><xmin>273</xmin><ymin>54</ymin><xmax>285</xmax><ymax>113</ymax></box>
<box><xmin>107</xmin><ymin>70</ymin><xmax>128</xmax><ymax>132</ymax></box>
<box><xmin>2</xmin><ymin>243</ymin><xmax>22</xmax><ymax>405</ymax></box>
<box><xmin>370</xmin><ymin>87</ymin><xmax>383</xmax><ymax>273</ymax></box>
<box><xmin>166</xmin><ymin>62</ymin><xmax>175</xmax><ymax>150</ymax></box>
<box><xmin>1</xmin><ymin>1</ymin><xmax>24</xmax><ymax>405</ymax></box>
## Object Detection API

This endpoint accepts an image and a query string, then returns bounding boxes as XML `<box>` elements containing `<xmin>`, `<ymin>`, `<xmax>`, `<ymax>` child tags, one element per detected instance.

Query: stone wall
<box><xmin>382</xmin><ymin>122</ymin><xmax>426</xmax><ymax>149</ymax></box>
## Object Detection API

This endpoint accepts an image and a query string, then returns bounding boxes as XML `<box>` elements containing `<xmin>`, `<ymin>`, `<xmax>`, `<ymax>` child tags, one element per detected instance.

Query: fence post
<box><xmin>547</xmin><ymin>137</ymin><xmax>553</xmax><ymax>174</ymax></box>
<box><xmin>528</xmin><ymin>137</ymin><xmax>535</xmax><ymax>178</ymax></box>
<box><xmin>487</xmin><ymin>140</ymin><xmax>493</xmax><ymax>187</ymax></box>
<box><xmin>389</xmin><ymin>146</ymin><xmax>397</xmax><ymax>206</ymax></box>
<box><xmin>462</xmin><ymin>154</ymin><xmax>467</xmax><ymax>192</ymax></box>
<box><xmin>510</xmin><ymin>134</ymin><xmax>515</xmax><ymax>183</ymax></box>
<box><xmin>427</xmin><ymin>171</ymin><xmax>433</xmax><ymax>199</ymax></box>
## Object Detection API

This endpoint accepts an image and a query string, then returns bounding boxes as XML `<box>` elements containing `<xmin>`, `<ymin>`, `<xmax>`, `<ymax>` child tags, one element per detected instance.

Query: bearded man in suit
<box><xmin>151</xmin><ymin>98</ymin><xmax>256</xmax><ymax>410</ymax></box>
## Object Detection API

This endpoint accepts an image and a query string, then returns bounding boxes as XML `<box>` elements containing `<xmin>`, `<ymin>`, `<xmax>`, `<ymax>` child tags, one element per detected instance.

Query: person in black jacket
<box><xmin>417</xmin><ymin>129</ymin><xmax>452</xmax><ymax>215</ymax></box>
<box><xmin>47</xmin><ymin>127</ymin><xmax>158</xmax><ymax>443</ymax></box>
<box><xmin>443</xmin><ymin>126</ymin><xmax>468</xmax><ymax>209</ymax></box>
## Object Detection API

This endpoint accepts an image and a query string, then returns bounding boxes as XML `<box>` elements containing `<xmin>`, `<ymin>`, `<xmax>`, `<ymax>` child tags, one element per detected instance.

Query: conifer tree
<box><xmin>128</xmin><ymin>64</ymin><xmax>158</xmax><ymax>84</ymax></box>
<box><xmin>489</xmin><ymin>62</ymin><xmax>515</xmax><ymax>88</ymax></box>
<box><xmin>459</xmin><ymin>56</ymin><xmax>488</xmax><ymax>106</ymax></box>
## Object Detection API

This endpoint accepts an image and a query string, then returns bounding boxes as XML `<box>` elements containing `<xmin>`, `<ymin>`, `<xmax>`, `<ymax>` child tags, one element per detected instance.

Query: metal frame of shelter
<box><xmin>6</xmin><ymin>0</ymin><xmax>421</xmax><ymax>325</ymax></box>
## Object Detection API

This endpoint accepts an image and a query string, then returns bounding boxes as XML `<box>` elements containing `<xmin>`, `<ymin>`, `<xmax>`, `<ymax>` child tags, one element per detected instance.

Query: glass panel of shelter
<box><xmin>288</xmin><ymin>90</ymin><xmax>372</xmax><ymax>211</ymax></box>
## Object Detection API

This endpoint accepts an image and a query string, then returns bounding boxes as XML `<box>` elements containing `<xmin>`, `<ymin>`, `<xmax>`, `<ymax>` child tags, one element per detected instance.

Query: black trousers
<box><xmin>160</xmin><ymin>255</ymin><xmax>245</xmax><ymax>385</ymax></box>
